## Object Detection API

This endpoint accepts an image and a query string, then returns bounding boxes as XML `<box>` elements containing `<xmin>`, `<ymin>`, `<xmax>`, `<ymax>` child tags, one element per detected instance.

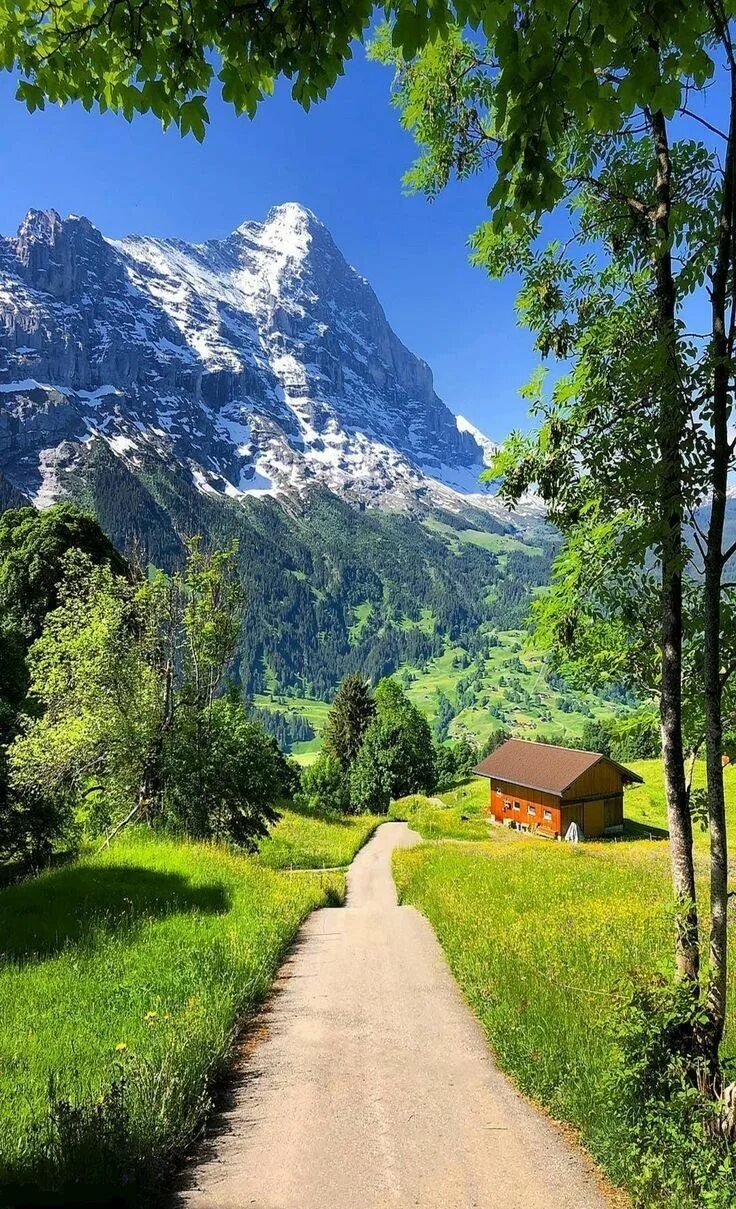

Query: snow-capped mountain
<box><xmin>0</xmin><ymin>203</ymin><xmax>533</xmax><ymax>520</ymax></box>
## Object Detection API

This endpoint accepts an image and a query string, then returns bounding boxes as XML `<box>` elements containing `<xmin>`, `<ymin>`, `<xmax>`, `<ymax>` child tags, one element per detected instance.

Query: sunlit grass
<box><xmin>0</xmin><ymin>830</ymin><xmax>344</xmax><ymax>1204</ymax></box>
<box><xmin>625</xmin><ymin>758</ymin><xmax>736</xmax><ymax>849</ymax></box>
<box><xmin>390</xmin><ymin>784</ymin><xmax>489</xmax><ymax>841</ymax></box>
<box><xmin>437</xmin><ymin>777</ymin><xmax>489</xmax><ymax>813</ymax></box>
<box><xmin>257</xmin><ymin>805</ymin><xmax>382</xmax><ymax>868</ymax></box>
<box><xmin>393</xmin><ymin>828</ymin><xmax>736</xmax><ymax>1205</ymax></box>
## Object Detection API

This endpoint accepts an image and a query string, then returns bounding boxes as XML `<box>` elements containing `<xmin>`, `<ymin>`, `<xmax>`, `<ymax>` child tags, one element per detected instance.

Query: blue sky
<box><xmin>0</xmin><ymin>48</ymin><xmax>537</xmax><ymax>440</ymax></box>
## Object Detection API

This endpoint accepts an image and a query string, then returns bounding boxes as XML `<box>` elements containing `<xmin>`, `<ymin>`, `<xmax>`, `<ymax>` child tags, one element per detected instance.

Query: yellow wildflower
<box><xmin>115</xmin><ymin>1042</ymin><xmax>127</xmax><ymax>1053</ymax></box>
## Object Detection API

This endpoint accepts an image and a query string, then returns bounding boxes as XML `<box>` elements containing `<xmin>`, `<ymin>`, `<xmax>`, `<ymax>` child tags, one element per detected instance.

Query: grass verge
<box><xmin>624</xmin><ymin>758</ymin><xmax>736</xmax><ymax>846</ymax></box>
<box><xmin>0</xmin><ymin>830</ymin><xmax>343</xmax><ymax>1205</ymax></box>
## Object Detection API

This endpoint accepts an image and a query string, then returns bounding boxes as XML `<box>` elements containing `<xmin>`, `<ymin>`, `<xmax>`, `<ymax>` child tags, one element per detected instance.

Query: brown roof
<box><xmin>473</xmin><ymin>738</ymin><xmax>643</xmax><ymax>797</ymax></box>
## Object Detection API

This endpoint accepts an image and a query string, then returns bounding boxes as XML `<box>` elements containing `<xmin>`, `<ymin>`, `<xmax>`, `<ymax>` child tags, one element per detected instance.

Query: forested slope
<box><xmin>58</xmin><ymin>438</ymin><xmax>556</xmax><ymax>699</ymax></box>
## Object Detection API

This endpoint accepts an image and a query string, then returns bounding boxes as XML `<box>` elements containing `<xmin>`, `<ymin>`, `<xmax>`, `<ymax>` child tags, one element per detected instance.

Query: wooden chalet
<box><xmin>474</xmin><ymin>738</ymin><xmax>643</xmax><ymax>839</ymax></box>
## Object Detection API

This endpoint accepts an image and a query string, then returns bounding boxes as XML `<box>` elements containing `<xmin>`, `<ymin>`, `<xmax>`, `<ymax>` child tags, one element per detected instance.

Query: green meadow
<box><xmin>401</xmin><ymin>633</ymin><xmax>628</xmax><ymax>744</ymax></box>
<box><xmin>0</xmin><ymin>807</ymin><xmax>378</xmax><ymax>1205</ymax></box>
<box><xmin>421</xmin><ymin>515</ymin><xmax>546</xmax><ymax>558</ymax></box>
<box><xmin>389</xmin><ymin>784</ymin><xmax>489</xmax><ymax>841</ymax></box>
<box><xmin>393</xmin><ymin>759</ymin><xmax>736</xmax><ymax>1205</ymax></box>
<box><xmin>256</xmin><ymin>805</ymin><xmax>381</xmax><ymax>869</ymax></box>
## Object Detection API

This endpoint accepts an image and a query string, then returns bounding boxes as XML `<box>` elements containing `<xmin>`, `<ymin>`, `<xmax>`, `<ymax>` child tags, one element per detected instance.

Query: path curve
<box><xmin>175</xmin><ymin>822</ymin><xmax>611</xmax><ymax>1208</ymax></box>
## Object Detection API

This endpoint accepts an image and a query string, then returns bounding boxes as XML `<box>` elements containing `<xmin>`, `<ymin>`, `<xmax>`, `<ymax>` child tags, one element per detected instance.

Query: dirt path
<box><xmin>175</xmin><ymin>822</ymin><xmax>611</xmax><ymax>1208</ymax></box>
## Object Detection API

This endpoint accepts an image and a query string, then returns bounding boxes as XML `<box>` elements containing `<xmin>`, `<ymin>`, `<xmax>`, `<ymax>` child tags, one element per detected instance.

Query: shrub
<box><xmin>297</xmin><ymin>752</ymin><xmax>350</xmax><ymax>816</ymax></box>
<box><xmin>163</xmin><ymin>699</ymin><xmax>281</xmax><ymax>848</ymax></box>
<box><xmin>610</xmin><ymin>979</ymin><xmax>736</xmax><ymax>1207</ymax></box>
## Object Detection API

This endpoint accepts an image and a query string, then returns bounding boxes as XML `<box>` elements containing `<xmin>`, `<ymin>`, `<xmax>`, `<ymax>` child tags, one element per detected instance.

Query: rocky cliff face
<box><xmin>0</xmin><ymin>203</ymin><xmax>534</xmax><ymax>520</ymax></box>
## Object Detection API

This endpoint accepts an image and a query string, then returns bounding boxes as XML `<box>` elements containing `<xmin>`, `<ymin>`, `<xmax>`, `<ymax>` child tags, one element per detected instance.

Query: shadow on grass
<box><xmin>621</xmin><ymin>818</ymin><xmax>669</xmax><ymax>842</ymax></box>
<box><xmin>0</xmin><ymin>864</ymin><xmax>229</xmax><ymax>962</ymax></box>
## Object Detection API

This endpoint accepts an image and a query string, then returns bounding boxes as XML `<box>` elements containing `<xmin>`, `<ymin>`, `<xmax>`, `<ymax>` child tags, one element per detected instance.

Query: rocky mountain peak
<box><xmin>17</xmin><ymin>207</ymin><xmax>63</xmax><ymax>242</ymax></box>
<box><xmin>6</xmin><ymin>208</ymin><xmax>122</xmax><ymax>305</ymax></box>
<box><xmin>0</xmin><ymin>203</ymin><xmax>538</xmax><ymax>523</ymax></box>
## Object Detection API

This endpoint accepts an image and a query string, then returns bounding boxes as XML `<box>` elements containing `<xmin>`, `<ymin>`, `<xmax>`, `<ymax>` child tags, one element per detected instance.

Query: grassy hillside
<box><xmin>252</xmin><ymin>693</ymin><xmax>328</xmax><ymax>761</ymax></box>
<box><xmin>422</xmin><ymin>515</ymin><xmax>546</xmax><ymax>558</ymax></box>
<box><xmin>257</xmin><ymin>807</ymin><xmax>381</xmax><ymax>869</ymax></box>
<box><xmin>624</xmin><ymin>758</ymin><xmax>736</xmax><ymax>846</ymax></box>
<box><xmin>0</xmin><ymin>808</ymin><xmax>380</xmax><ymax>1205</ymax></box>
<box><xmin>392</xmin><ymin>760</ymin><xmax>736</xmax><ymax>1206</ymax></box>
<box><xmin>258</xmin><ymin>627</ymin><xmax>633</xmax><ymax>760</ymax></box>
<box><xmin>402</xmin><ymin>630</ymin><xmax>628</xmax><ymax>743</ymax></box>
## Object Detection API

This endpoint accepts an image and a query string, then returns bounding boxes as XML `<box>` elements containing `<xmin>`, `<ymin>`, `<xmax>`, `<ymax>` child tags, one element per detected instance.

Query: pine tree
<box><xmin>322</xmin><ymin>673</ymin><xmax>375</xmax><ymax>770</ymax></box>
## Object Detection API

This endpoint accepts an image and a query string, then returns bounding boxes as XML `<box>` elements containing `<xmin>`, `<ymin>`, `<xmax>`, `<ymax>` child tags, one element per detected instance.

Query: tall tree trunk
<box><xmin>703</xmin><ymin>55</ymin><xmax>736</xmax><ymax>1069</ymax></box>
<box><xmin>139</xmin><ymin>658</ymin><xmax>174</xmax><ymax>824</ymax></box>
<box><xmin>650</xmin><ymin>108</ymin><xmax>700</xmax><ymax>984</ymax></box>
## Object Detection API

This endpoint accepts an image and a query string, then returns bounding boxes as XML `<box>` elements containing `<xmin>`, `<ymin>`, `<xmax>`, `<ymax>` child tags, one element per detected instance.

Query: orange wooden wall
<box><xmin>561</xmin><ymin>762</ymin><xmax>621</xmax><ymax>799</ymax></box>
<box><xmin>488</xmin><ymin>777</ymin><xmax>562</xmax><ymax>833</ymax></box>
<box><xmin>487</xmin><ymin>773</ymin><xmax>626</xmax><ymax>838</ymax></box>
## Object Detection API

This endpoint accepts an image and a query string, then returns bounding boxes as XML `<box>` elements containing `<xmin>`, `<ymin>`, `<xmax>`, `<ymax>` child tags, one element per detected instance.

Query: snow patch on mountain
<box><xmin>455</xmin><ymin>414</ymin><xmax>499</xmax><ymax>466</ymax></box>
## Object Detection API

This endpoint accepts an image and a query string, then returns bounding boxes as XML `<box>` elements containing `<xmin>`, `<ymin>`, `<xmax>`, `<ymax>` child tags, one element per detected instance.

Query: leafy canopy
<box><xmin>349</xmin><ymin>679</ymin><xmax>436</xmax><ymax>813</ymax></box>
<box><xmin>372</xmin><ymin>3</ymin><xmax>714</xmax><ymax>224</ymax></box>
<box><xmin>7</xmin><ymin>537</ymin><xmax>283</xmax><ymax>853</ymax></box>
<box><xmin>0</xmin><ymin>0</ymin><xmax>713</xmax><ymax>166</ymax></box>
<box><xmin>0</xmin><ymin>0</ymin><xmax>378</xmax><ymax>136</ymax></box>
<box><xmin>371</xmin><ymin>7</ymin><xmax>729</xmax><ymax>723</ymax></box>
<box><xmin>0</xmin><ymin>504</ymin><xmax>126</xmax><ymax>642</ymax></box>
<box><xmin>0</xmin><ymin>505</ymin><xmax>129</xmax><ymax>857</ymax></box>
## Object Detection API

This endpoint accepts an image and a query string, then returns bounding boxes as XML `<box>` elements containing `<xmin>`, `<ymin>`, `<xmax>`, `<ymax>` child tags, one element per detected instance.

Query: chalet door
<box><xmin>585</xmin><ymin>799</ymin><xmax>604</xmax><ymax>837</ymax></box>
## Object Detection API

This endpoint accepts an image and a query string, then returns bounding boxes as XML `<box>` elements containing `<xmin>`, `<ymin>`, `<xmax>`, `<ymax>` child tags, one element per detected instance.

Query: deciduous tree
<box><xmin>7</xmin><ymin>538</ymin><xmax>279</xmax><ymax>852</ymax></box>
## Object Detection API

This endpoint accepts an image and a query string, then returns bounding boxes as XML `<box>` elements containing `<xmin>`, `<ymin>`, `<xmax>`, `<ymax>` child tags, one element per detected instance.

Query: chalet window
<box><xmin>503</xmin><ymin>800</ymin><xmax>511</xmax><ymax>811</ymax></box>
<box><xmin>527</xmin><ymin>805</ymin><xmax>536</xmax><ymax>816</ymax></box>
<box><xmin>543</xmin><ymin>809</ymin><xmax>552</xmax><ymax>821</ymax></box>
<box><xmin>512</xmin><ymin>802</ymin><xmax>520</xmax><ymax>812</ymax></box>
